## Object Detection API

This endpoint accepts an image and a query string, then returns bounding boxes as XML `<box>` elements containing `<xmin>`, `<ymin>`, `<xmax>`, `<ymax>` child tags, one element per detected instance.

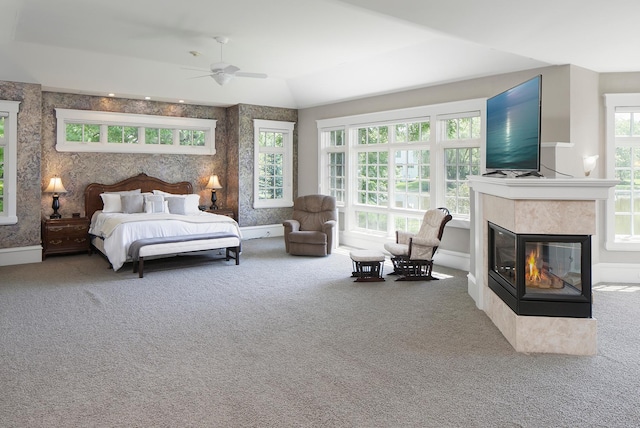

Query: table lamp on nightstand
<box><xmin>206</xmin><ymin>174</ymin><xmax>222</xmax><ymax>210</ymax></box>
<box><xmin>44</xmin><ymin>176</ymin><xmax>67</xmax><ymax>219</ymax></box>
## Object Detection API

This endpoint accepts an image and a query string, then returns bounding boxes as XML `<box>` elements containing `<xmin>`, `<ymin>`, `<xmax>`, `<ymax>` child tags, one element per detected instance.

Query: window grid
<box><xmin>613</xmin><ymin>110</ymin><xmax>640</xmax><ymax>239</ymax></box>
<box><xmin>356</xmin><ymin>210</ymin><xmax>388</xmax><ymax>233</ymax></box>
<box><xmin>444</xmin><ymin>147</ymin><xmax>480</xmax><ymax>216</ymax></box>
<box><xmin>357</xmin><ymin>151</ymin><xmax>388</xmax><ymax>207</ymax></box>
<box><xmin>257</xmin><ymin>152</ymin><xmax>284</xmax><ymax>200</ymax></box>
<box><xmin>393</xmin><ymin>149</ymin><xmax>430</xmax><ymax>210</ymax></box>
<box><xmin>329</xmin><ymin>152</ymin><xmax>346</xmax><ymax>203</ymax></box>
<box><xmin>253</xmin><ymin>119</ymin><xmax>295</xmax><ymax>209</ymax></box>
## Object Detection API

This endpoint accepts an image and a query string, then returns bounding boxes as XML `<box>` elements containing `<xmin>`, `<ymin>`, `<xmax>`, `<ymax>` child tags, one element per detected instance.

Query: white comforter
<box><xmin>89</xmin><ymin>211</ymin><xmax>242</xmax><ymax>271</ymax></box>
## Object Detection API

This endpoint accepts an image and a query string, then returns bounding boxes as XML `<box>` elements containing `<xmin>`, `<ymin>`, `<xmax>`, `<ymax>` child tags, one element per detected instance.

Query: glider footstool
<box><xmin>350</xmin><ymin>250</ymin><xmax>385</xmax><ymax>282</ymax></box>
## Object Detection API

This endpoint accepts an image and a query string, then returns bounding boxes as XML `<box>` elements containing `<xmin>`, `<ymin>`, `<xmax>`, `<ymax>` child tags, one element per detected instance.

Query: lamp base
<box><xmin>50</xmin><ymin>213</ymin><xmax>62</xmax><ymax>219</ymax></box>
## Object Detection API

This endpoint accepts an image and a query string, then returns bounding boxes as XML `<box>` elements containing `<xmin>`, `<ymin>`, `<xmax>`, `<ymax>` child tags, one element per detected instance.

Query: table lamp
<box><xmin>44</xmin><ymin>177</ymin><xmax>67</xmax><ymax>219</ymax></box>
<box><xmin>205</xmin><ymin>175</ymin><xmax>222</xmax><ymax>210</ymax></box>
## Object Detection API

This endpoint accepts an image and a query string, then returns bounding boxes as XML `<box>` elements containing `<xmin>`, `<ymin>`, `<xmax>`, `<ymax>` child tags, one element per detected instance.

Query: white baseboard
<box><xmin>435</xmin><ymin>249</ymin><xmax>470</xmax><ymax>272</ymax></box>
<box><xmin>594</xmin><ymin>262</ymin><xmax>640</xmax><ymax>284</ymax></box>
<box><xmin>240</xmin><ymin>224</ymin><xmax>284</xmax><ymax>240</ymax></box>
<box><xmin>0</xmin><ymin>245</ymin><xmax>42</xmax><ymax>266</ymax></box>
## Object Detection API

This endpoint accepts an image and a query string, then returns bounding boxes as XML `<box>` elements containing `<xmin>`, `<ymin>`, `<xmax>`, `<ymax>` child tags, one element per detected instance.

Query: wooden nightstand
<box><xmin>206</xmin><ymin>208</ymin><xmax>235</xmax><ymax>220</ymax></box>
<box><xmin>42</xmin><ymin>217</ymin><xmax>91</xmax><ymax>259</ymax></box>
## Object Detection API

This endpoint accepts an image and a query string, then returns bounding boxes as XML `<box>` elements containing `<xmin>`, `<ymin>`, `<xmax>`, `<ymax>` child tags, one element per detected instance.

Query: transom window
<box><xmin>55</xmin><ymin>108</ymin><xmax>216</xmax><ymax>155</ymax></box>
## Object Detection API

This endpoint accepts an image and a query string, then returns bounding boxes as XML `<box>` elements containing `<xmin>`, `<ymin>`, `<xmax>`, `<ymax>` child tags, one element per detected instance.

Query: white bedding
<box><xmin>89</xmin><ymin>211</ymin><xmax>242</xmax><ymax>271</ymax></box>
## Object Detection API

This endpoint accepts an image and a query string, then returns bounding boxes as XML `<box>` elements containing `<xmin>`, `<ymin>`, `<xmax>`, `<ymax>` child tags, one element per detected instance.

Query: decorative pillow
<box><xmin>121</xmin><ymin>194</ymin><xmax>144</xmax><ymax>214</ymax></box>
<box><xmin>144</xmin><ymin>194</ymin><xmax>165</xmax><ymax>213</ymax></box>
<box><xmin>100</xmin><ymin>189</ymin><xmax>142</xmax><ymax>213</ymax></box>
<box><xmin>153</xmin><ymin>191</ymin><xmax>200</xmax><ymax>214</ymax></box>
<box><xmin>165</xmin><ymin>196</ymin><xmax>187</xmax><ymax>215</ymax></box>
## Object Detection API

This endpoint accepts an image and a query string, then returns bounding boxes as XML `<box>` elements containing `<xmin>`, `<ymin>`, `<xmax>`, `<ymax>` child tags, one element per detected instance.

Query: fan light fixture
<box><xmin>212</xmin><ymin>73</ymin><xmax>233</xmax><ymax>86</ymax></box>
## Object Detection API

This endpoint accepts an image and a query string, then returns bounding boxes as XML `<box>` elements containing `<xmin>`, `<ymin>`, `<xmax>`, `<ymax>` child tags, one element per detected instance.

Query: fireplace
<box><xmin>488</xmin><ymin>222</ymin><xmax>592</xmax><ymax>318</ymax></box>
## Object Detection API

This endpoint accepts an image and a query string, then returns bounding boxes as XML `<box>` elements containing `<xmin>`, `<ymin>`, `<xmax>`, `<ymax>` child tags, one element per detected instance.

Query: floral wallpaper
<box><xmin>0</xmin><ymin>80</ymin><xmax>298</xmax><ymax>252</ymax></box>
<box><xmin>0</xmin><ymin>81</ymin><xmax>42</xmax><ymax>250</ymax></box>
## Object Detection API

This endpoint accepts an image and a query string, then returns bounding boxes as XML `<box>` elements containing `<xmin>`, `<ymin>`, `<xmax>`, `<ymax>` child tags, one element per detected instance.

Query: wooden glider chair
<box><xmin>384</xmin><ymin>207</ymin><xmax>452</xmax><ymax>281</ymax></box>
<box><xmin>283</xmin><ymin>195</ymin><xmax>337</xmax><ymax>257</ymax></box>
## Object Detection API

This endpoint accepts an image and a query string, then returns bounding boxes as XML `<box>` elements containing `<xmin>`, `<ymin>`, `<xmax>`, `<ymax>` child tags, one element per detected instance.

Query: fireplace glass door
<box><xmin>488</xmin><ymin>222</ymin><xmax>592</xmax><ymax>318</ymax></box>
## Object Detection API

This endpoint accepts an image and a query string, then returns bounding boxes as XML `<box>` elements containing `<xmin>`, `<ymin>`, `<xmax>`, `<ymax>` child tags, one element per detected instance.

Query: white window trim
<box><xmin>55</xmin><ymin>108</ymin><xmax>216</xmax><ymax>155</ymax></box>
<box><xmin>604</xmin><ymin>93</ymin><xmax>640</xmax><ymax>251</ymax></box>
<box><xmin>317</xmin><ymin>99</ymin><xmax>483</xmax><ymax>244</ymax></box>
<box><xmin>253</xmin><ymin>119</ymin><xmax>295</xmax><ymax>209</ymax></box>
<box><xmin>0</xmin><ymin>100</ymin><xmax>20</xmax><ymax>225</ymax></box>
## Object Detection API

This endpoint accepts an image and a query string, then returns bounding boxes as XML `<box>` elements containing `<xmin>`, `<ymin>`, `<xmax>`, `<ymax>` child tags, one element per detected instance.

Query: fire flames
<box><xmin>525</xmin><ymin>249</ymin><xmax>550</xmax><ymax>288</ymax></box>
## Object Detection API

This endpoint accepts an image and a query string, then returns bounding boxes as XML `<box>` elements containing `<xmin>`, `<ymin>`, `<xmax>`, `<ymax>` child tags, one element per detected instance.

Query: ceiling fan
<box><xmin>186</xmin><ymin>36</ymin><xmax>268</xmax><ymax>86</ymax></box>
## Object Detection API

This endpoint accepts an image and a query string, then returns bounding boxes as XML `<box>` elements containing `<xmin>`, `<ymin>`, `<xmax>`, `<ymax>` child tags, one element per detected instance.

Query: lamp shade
<box><xmin>44</xmin><ymin>177</ymin><xmax>67</xmax><ymax>194</ymax></box>
<box><xmin>206</xmin><ymin>175</ymin><xmax>223</xmax><ymax>189</ymax></box>
<box><xmin>583</xmin><ymin>155</ymin><xmax>599</xmax><ymax>177</ymax></box>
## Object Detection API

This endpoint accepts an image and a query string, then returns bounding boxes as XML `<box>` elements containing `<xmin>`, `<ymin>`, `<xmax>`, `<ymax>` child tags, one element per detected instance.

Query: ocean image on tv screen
<box><xmin>486</xmin><ymin>76</ymin><xmax>541</xmax><ymax>171</ymax></box>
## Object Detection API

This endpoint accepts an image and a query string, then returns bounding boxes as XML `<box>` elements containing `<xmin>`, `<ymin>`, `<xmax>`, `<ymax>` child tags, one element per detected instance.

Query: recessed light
<box><xmin>144</xmin><ymin>96</ymin><xmax>151</xmax><ymax>100</ymax></box>
<box><xmin>179</xmin><ymin>100</ymin><xmax>185</xmax><ymax>103</ymax></box>
<box><xmin>108</xmin><ymin>93</ymin><xmax>115</xmax><ymax>97</ymax></box>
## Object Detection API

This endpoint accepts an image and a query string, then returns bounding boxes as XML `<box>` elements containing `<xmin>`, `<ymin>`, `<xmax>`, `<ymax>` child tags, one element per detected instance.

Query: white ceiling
<box><xmin>1</xmin><ymin>0</ymin><xmax>638</xmax><ymax>109</ymax></box>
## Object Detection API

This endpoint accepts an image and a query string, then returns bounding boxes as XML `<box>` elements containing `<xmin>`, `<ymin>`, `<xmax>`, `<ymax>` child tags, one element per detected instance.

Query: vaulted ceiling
<box><xmin>1</xmin><ymin>0</ymin><xmax>638</xmax><ymax>109</ymax></box>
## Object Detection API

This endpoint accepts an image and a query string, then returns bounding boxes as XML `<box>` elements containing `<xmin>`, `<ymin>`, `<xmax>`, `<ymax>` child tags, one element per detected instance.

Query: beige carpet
<box><xmin>1</xmin><ymin>237</ymin><xmax>639</xmax><ymax>427</ymax></box>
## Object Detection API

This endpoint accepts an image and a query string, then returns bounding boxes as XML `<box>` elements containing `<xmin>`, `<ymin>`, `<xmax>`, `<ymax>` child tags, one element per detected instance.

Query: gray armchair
<box><xmin>283</xmin><ymin>195</ymin><xmax>337</xmax><ymax>256</ymax></box>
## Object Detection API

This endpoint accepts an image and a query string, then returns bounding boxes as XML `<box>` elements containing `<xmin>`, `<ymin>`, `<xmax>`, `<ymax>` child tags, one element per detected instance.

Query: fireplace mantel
<box><xmin>468</xmin><ymin>176</ymin><xmax>618</xmax><ymax>355</ymax></box>
<box><xmin>468</xmin><ymin>176</ymin><xmax>618</xmax><ymax>200</ymax></box>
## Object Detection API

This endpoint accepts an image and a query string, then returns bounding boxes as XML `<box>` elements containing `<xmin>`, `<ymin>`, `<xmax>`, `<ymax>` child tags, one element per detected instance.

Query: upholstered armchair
<box><xmin>384</xmin><ymin>207</ymin><xmax>452</xmax><ymax>280</ymax></box>
<box><xmin>283</xmin><ymin>195</ymin><xmax>337</xmax><ymax>256</ymax></box>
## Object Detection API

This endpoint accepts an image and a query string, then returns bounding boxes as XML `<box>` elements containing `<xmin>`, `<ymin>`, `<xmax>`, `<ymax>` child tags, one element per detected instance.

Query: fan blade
<box><xmin>187</xmin><ymin>74</ymin><xmax>213</xmax><ymax>79</ymax></box>
<box><xmin>181</xmin><ymin>66</ymin><xmax>209</xmax><ymax>72</ymax></box>
<box><xmin>235</xmin><ymin>72</ymin><xmax>268</xmax><ymax>79</ymax></box>
<box><xmin>210</xmin><ymin>62</ymin><xmax>239</xmax><ymax>73</ymax></box>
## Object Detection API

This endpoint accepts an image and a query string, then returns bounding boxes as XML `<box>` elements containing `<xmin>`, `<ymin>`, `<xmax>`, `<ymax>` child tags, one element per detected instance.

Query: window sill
<box><xmin>448</xmin><ymin>217</ymin><xmax>470</xmax><ymax>230</ymax></box>
<box><xmin>605</xmin><ymin>240</ymin><xmax>640</xmax><ymax>252</ymax></box>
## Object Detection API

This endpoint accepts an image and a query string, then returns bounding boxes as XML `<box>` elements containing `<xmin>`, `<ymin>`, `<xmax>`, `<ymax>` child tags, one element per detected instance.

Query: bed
<box><xmin>85</xmin><ymin>173</ymin><xmax>242</xmax><ymax>277</ymax></box>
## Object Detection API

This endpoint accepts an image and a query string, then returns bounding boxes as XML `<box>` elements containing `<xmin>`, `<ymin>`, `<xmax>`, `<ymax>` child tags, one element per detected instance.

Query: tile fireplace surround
<box><xmin>468</xmin><ymin>176</ymin><xmax>618</xmax><ymax>355</ymax></box>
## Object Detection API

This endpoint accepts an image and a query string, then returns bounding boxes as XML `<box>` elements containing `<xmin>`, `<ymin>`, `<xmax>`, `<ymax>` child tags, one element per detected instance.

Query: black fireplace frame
<box><xmin>488</xmin><ymin>222</ymin><xmax>592</xmax><ymax>318</ymax></box>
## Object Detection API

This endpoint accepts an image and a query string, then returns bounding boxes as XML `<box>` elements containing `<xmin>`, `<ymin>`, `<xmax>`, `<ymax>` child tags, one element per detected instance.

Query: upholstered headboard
<box><xmin>84</xmin><ymin>173</ymin><xmax>193</xmax><ymax>219</ymax></box>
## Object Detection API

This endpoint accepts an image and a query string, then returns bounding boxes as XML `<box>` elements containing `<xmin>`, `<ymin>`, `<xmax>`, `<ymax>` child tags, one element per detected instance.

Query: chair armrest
<box><xmin>323</xmin><ymin>220</ymin><xmax>337</xmax><ymax>254</ymax></box>
<box><xmin>283</xmin><ymin>219</ymin><xmax>300</xmax><ymax>233</ymax></box>
<box><xmin>411</xmin><ymin>237</ymin><xmax>440</xmax><ymax>247</ymax></box>
<box><xmin>397</xmin><ymin>230</ymin><xmax>414</xmax><ymax>245</ymax></box>
<box><xmin>409</xmin><ymin>237</ymin><xmax>440</xmax><ymax>261</ymax></box>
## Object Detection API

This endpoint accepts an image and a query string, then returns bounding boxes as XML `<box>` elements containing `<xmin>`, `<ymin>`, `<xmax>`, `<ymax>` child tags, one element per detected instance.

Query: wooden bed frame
<box><xmin>85</xmin><ymin>173</ymin><xmax>240</xmax><ymax>277</ymax></box>
<box><xmin>84</xmin><ymin>173</ymin><xmax>193</xmax><ymax>220</ymax></box>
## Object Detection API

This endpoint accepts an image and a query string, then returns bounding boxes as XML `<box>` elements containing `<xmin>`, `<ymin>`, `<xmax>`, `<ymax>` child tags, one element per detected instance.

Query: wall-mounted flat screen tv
<box><xmin>485</xmin><ymin>75</ymin><xmax>542</xmax><ymax>177</ymax></box>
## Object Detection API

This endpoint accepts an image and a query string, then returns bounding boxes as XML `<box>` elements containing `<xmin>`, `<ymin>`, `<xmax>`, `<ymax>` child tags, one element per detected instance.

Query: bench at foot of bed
<box><xmin>129</xmin><ymin>233</ymin><xmax>241</xmax><ymax>278</ymax></box>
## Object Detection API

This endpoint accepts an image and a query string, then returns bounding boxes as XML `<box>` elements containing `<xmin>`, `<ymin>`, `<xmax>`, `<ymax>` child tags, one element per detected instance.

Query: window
<box><xmin>55</xmin><ymin>109</ymin><xmax>216</xmax><ymax>155</ymax></box>
<box><xmin>605</xmin><ymin>94</ymin><xmax>640</xmax><ymax>251</ymax></box>
<box><xmin>0</xmin><ymin>100</ymin><xmax>20</xmax><ymax>225</ymax></box>
<box><xmin>253</xmin><ymin>119</ymin><xmax>295</xmax><ymax>209</ymax></box>
<box><xmin>318</xmin><ymin>99</ymin><xmax>483</xmax><ymax>246</ymax></box>
<box><xmin>439</xmin><ymin>113</ymin><xmax>481</xmax><ymax>216</ymax></box>
<box><xmin>320</xmin><ymin>128</ymin><xmax>346</xmax><ymax>204</ymax></box>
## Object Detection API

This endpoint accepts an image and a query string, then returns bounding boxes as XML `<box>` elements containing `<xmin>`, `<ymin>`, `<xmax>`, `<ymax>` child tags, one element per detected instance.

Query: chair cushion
<box><xmin>384</xmin><ymin>242</ymin><xmax>409</xmax><ymax>256</ymax></box>
<box><xmin>288</xmin><ymin>231</ymin><xmax>327</xmax><ymax>245</ymax></box>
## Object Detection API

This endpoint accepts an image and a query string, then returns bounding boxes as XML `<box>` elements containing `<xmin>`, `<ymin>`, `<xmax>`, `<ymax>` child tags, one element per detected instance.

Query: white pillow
<box><xmin>100</xmin><ymin>189</ymin><xmax>142</xmax><ymax>213</ymax></box>
<box><xmin>101</xmin><ymin>193</ymin><xmax>123</xmax><ymax>213</ymax></box>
